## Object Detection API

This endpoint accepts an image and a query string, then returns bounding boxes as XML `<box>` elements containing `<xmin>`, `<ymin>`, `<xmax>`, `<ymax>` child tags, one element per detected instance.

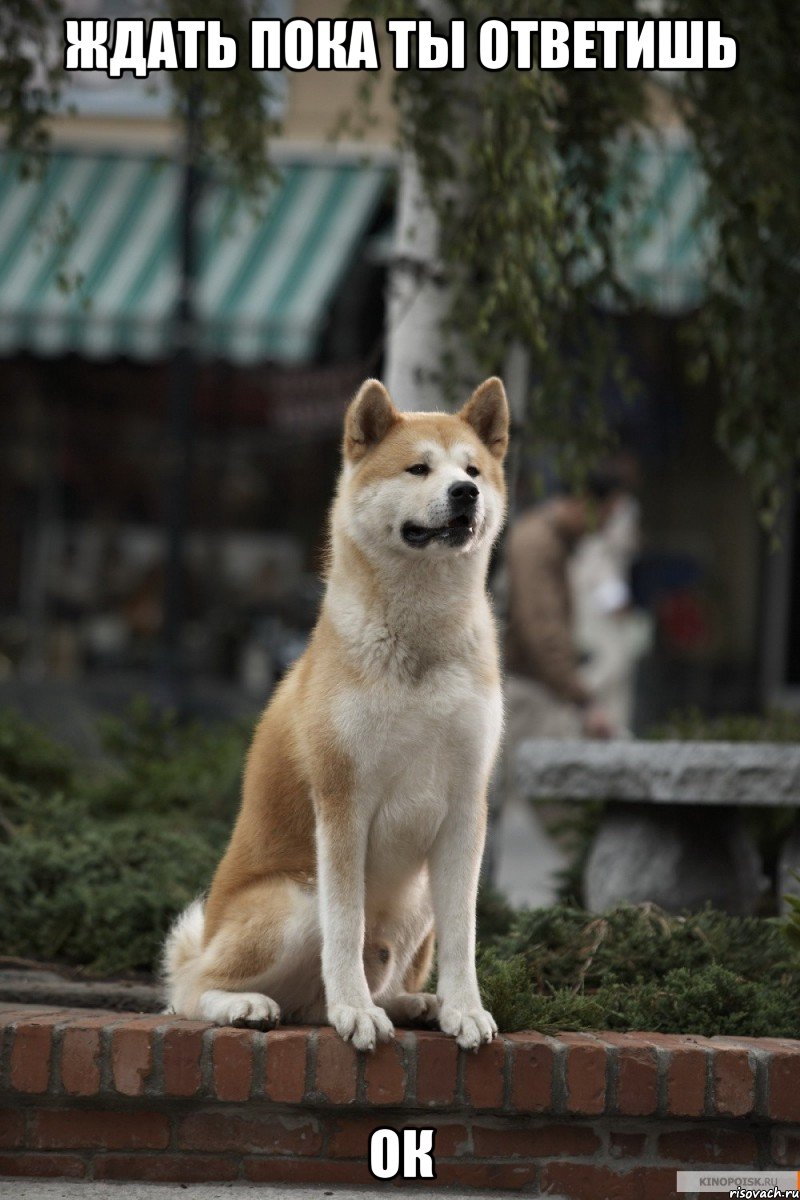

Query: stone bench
<box><xmin>516</xmin><ymin>740</ymin><xmax>800</xmax><ymax>914</ymax></box>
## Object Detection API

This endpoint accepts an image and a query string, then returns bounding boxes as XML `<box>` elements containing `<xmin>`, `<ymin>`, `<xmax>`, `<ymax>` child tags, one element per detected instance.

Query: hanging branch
<box><xmin>352</xmin><ymin>1</ymin><xmax>800</xmax><ymax>516</ymax></box>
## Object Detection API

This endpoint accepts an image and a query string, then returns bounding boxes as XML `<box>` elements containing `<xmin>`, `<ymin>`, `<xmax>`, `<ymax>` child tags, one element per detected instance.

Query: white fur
<box><xmin>314</xmin><ymin>430</ymin><xmax>504</xmax><ymax>1049</ymax></box>
<box><xmin>163</xmin><ymin>397</ymin><xmax>506</xmax><ymax>1051</ymax></box>
<box><xmin>161</xmin><ymin>897</ymin><xmax>204</xmax><ymax>995</ymax></box>
<box><xmin>199</xmin><ymin>989</ymin><xmax>280</xmax><ymax>1027</ymax></box>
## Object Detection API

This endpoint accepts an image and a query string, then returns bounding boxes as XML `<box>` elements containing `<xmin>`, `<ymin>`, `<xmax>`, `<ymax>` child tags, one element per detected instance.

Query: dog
<box><xmin>163</xmin><ymin>376</ymin><xmax>509</xmax><ymax>1051</ymax></box>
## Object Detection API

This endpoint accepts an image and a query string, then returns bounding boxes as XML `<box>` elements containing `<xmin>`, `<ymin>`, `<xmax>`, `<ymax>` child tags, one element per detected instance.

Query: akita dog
<box><xmin>163</xmin><ymin>376</ymin><xmax>509</xmax><ymax>1051</ymax></box>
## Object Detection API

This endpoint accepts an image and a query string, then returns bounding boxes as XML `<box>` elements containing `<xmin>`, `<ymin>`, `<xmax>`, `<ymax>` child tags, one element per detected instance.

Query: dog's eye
<box><xmin>406</xmin><ymin>463</ymin><xmax>430</xmax><ymax>476</ymax></box>
<box><xmin>466</xmin><ymin>465</ymin><xmax>480</xmax><ymax>478</ymax></box>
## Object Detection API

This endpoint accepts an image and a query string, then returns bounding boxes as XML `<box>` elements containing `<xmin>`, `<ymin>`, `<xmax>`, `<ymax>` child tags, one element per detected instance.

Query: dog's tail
<box><xmin>161</xmin><ymin>898</ymin><xmax>206</xmax><ymax>1014</ymax></box>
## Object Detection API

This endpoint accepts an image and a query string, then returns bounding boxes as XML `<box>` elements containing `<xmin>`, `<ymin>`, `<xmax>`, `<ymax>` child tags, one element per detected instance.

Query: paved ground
<box><xmin>0</xmin><ymin>1183</ymin><xmax>532</xmax><ymax>1199</ymax></box>
<box><xmin>493</xmin><ymin>796</ymin><xmax>566</xmax><ymax>909</ymax></box>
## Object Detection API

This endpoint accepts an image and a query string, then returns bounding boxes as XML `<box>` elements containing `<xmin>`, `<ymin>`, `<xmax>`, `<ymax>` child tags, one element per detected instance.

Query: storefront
<box><xmin>0</xmin><ymin>148</ymin><xmax>392</xmax><ymax>684</ymax></box>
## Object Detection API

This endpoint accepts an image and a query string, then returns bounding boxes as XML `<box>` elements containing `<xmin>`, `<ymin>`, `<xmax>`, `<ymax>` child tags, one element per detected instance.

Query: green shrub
<box><xmin>475</xmin><ymin>882</ymin><xmax>516</xmax><ymax>941</ymax></box>
<box><xmin>2</xmin><ymin>704</ymin><xmax>800</xmax><ymax>1038</ymax></box>
<box><xmin>648</xmin><ymin>706</ymin><xmax>800</xmax><ymax>743</ymax></box>
<box><xmin>479</xmin><ymin>957</ymin><xmax>799</xmax><ymax>1040</ymax></box>
<box><xmin>0</xmin><ymin>811</ymin><xmax>226</xmax><ymax>974</ymax></box>
<box><xmin>89</xmin><ymin>697</ymin><xmax>248</xmax><ymax>820</ymax></box>
<box><xmin>785</xmin><ymin>873</ymin><xmax>800</xmax><ymax>954</ymax></box>
<box><xmin>475</xmin><ymin>903</ymin><xmax>800</xmax><ymax>1037</ymax></box>
<box><xmin>0</xmin><ymin>707</ymin><xmax>74</xmax><ymax>791</ymax></box>
<box><xmin>0</xmin><ymin>701</ymin><xmax>246</xmax><ymax>975</ymax></box>
<box><xmin>493</xmin><ymin>903</ymin><xmax>795</xmax><ymax>989</ymax></box>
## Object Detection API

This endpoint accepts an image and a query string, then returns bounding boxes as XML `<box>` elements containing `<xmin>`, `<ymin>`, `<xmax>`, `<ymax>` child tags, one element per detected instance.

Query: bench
<box><xmin>515</xmin><ymin>739</ymin><xmax>800</xmax><ymax>914</ymax></box>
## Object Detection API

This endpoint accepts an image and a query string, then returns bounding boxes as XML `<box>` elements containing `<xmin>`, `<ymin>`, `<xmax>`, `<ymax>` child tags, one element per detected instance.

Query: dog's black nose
<box><xmin>448</xmin><ymin>480</ymin><xmax>479</xmax><ymax>508</ymax></box>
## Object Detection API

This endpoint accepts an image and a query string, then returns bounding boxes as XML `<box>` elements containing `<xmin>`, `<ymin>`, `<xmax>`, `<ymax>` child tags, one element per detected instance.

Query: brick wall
<box><xmin>1</xmin><ymin>1004</ymin><xmax>799</xmax><ymax>1197</ymax></box>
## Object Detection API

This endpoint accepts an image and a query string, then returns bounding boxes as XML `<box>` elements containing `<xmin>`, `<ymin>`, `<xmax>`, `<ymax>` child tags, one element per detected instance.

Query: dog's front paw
<box><xmin>329</xmin><ymin>1003</ymin><xmax>394</xmax><ymax>1051</ymax></box>
<box><xmin>199</xmin><ymin>989</ymin><xmax>281</xmax><ymax>1029</ymax></box>
<box><xmin>384</xmin><ymin>992</ymin><xmax>440</xmax><ymax>1025</ymax></box>
<box><xmin>438</xmin><ymin>1001</ymin><xmax>497</xmax><ymax>1050</ymax></box>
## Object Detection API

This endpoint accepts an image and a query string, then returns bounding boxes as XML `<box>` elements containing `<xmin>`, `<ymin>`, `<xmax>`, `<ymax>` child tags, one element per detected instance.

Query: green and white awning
<box><xmin>0</xmin><ymin>151</ymin><xmax>389</xmax><ymax>363</ymax></box>
<box><xmin>0</xmin><ymin>135</ymin><xmax>708</xmax><ymax>362</ymax></box>
<box><xmin>609</xmin><ymin>133</ymin><xmax>712</xmax><ymax>313</ymax></box>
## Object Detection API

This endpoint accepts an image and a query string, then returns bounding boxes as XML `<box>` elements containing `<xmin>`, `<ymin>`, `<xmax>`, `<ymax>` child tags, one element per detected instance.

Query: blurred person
<box><xmin>570</xmin><ymin>489</ymin><xmax>653</xmax><ymax>733</ymax></box>
<box><xmin>489</xmin><ymin>469</ymin><xmax>629</xmax><ymax>908</ymax></box>
<box><xmin>503</xmin><ymin>468</ymin><xmax>627</xmax><ymax>744</ymax></box>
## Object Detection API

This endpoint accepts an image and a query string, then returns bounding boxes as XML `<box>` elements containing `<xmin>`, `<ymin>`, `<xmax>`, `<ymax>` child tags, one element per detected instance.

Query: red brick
<box><xmin>95</xmin><ymin>1154</ymin><xmax>239</xmax><ymax>1183</ymax></box>
<box><xmin>31</xmin><ymin>1109</ymin><xmax>169</xmax><ymax>1151</ymax></box>
<box><xmin>110</xmin><ymin>1023</ymin><xmax>157</xmax><ymax>1096</ymax></box>
<box><xmin>177</xmin><ymin>1110</ymin><xmax>322</xmax><ymax>1156</ymax></box>
<box><xmin>634</xmin><ymin>1032</ymin><xmax>711</xmax><ymax>1120</ymax></box>
<box><xmin>415</xmin><ymin>1031</ymin><xmax>458</xmax><ymax>1106</ymax></box>
<box><xmin>602</xmin><ymin>1034</ymin><xmax>658</xmax><ymax>1116</ymax></box>
<box><xmin>541</xmin><ymin>1162</ymin><xmax>640</xmax><ymax>1200</ymax></box>
<box><xmin>363</xmin><ymin>1034</ymin><xmax>408</xmax><ymax>1105</ymax></box>
<box><xmin>609</xmin><ymin>1130</ymin><xmax>648</xmax><ymax>1159</ymax></box>
<box><xmin>60</xmin><ymin>1026</ymin><xmax>104</xmax><ymax>1097</ymax></box>
<box><xmin>607</xmin><ymin>1031</ymin><xmax>656</xmax><ymax>1045</ymax></box>
<box><xmin>314</xmin><ymin>1028</ymin><xmax>358</xmax><ymax>1104</ymax></box>
<box><xmin>0</xmin><ymin>1107</ymin><xmax>25</xmax><ymax>1148</ymax></box>
<box><xmin>161</xmin><ymin>1022</ymin><xmax>207</xmax><ymax>1097</ymax></box>
<box><xmin>0</xmin><ymin>1152</ymin><xmax>86</xmax><ymax>1178</ymax></box>
<box><xmin>328</xmin><ymin>1115</ymin><xmax>468</xmax><ymax>1159</ymax></box>
<box><xmin>463</xmin><ymin>1036</ymin><xmax>505</xmax><ymax>1109</ymax></box>
<box><xmin>666</xmin><ymin>1044</ymin><xmax>708</xmax><ymax>1117</ymax></box>
<box><xmin>771</xmin><ymin>1130</ymin><xmax>800</xmax><ymax>1166</ymax></box>
<box><xmin>211</xmin><ymin>1026</ymin><xmax>254</xmax><ymax>1101</ymax></box>
<box><xmin>246</xmin><ymin>1157</ymin><xmax>534</xmax><ymax>1189</ymax></box>
<box><xmin>9</xmin><ymin>1016</ymin><xmax>62</xmax><ymax>1093</ymax></box>
<box><xmin>658</xmin><ymin>1127</ymin><xmax>758</xmax><ymax>1165</ymax></box>
<box><xmin>713</xmin><ymin>1047</ymin><xmax>755</xmax><ymax>1117</ymax></box>
<box><xmin>327</xmin><ymin>1114</ymin><xmax>383</xmax><ymax>1159</ymax></box>
<box><xmin>0</xmin><ymin>1006</ymin><xmax>64</xmax><ymax>1028</ymax></box>
<box><xmin>421</xmin><ymin>1120</ymin><xmax>470</xmax><ymax>1158</ymax></box>
<box><xmin>244</xmin><ymin>1157</ymin><xmax>374</xmax><ymax>1185</ymax></box>
<box><xmin>546</xmin><ymin>1157</ymin><xmax>680</xmax><ymax>1199</ymax></box>
<box><xmin>62</xmin><ymin>1007</ymin><xmax>123</xmax><ymax>1020</ymax></box>
<box><xmin>769</xmin><ymin>1048</ymin><xmax>800</xmax><ymax>1122</ymax></box>
<box><xmin>473</xmin><ymin>1121</ymin><xmax>600</xmax><ymax>1159</ymax></box>
<box><xmin>528</xmin><ymin>1123</ymin><xmax>602</xmax><ymax>1159</ymax></box>
<box><xmin>104</xmin><ymin>1011</ymin><xmax>169</xmax><ymax>1023</ymax></box>
<box><xmin>713</xmin><ymin>1035</ymin><xmax>795</xmax><ymax>1054</ymax></box>
<box><xmin>263</xmin><ymin>1028</ymin><xmax>308</xmax><ymax>1103</ymax></box>
<box><xmin>508</xmin><ymin>1033</ymin><xmax>555</xmax><ymax>1113</ymax></box>
<box><xmin>94</xmin><ymin>1152</ymin><xmax>237</xmax><ymax>1180</ymax></box>
<box><xmin>644</xmin><ymin>1032</ymin><xmax>710</xmax><ymax>1050</ymax></box>
<box><xmin>434</xmin><ymin>1161</ymin><xmax>539</xmax><ymax>1190</ymax></box>
<box><xmin>562</xmin><ymin>1033</ymin><xmax>606</xmax><ymax>1116</ymax></box>
<box><xmin>640</xmin><ymin>1166</ymin><xmax>683</xmax><ymax>1200</ymax></box>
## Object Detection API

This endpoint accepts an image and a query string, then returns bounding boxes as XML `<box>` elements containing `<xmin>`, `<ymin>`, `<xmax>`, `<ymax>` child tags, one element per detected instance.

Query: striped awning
<box><xmin>0</xmin><ymin>151</ymin><xmax>389</xmax><ymax>363</ymax></box>
<box><xmin>609</xmin><ymin>133</ymin><xmax>712</xmax><ymax>313</ymax></box>
<box><xmin>565</xmin><ymin>131</ymin><xmax>711</xmax><ymax>313</ymax></box>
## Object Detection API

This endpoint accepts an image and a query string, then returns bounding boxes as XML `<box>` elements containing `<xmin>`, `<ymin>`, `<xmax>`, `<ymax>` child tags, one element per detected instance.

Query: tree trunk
<box><xmin>383</xmin><ymin>150</ymin><xmax>452</xmax><ymax>411</ymax></box>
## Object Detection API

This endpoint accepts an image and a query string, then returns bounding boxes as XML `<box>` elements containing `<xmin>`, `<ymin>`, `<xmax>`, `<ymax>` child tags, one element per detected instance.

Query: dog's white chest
<box><xmin>335</xmin><ymin>661</ymin><xmax>496</xmax><ymax>778</ymax></box>
<box><xmin>333</xmin><ymin>662</ymin><xmax>501</xmax><ymax>886</ymax></box>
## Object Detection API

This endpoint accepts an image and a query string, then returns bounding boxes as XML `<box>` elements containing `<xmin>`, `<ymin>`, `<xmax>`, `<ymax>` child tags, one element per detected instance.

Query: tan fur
<box><xmin>163</xmin><ymin>377</ymin><xmax>509</xmax><ymax>1050</ymax></box>
<box><xmin>403</xmin><ymin>928</ymin><xmax>436</xmax><ymax>994</ymax></box>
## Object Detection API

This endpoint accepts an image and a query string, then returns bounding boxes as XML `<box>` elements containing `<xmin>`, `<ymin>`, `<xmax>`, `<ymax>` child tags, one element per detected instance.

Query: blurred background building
<box><xmin>0</xmin><ymin>2</ymin><xmax>795</xmax><ymax>729</ymax></box>
<box><xmin>1</xmin><ymin>0</ymin><xmax>399</xmax><ymax>718</ymax></box>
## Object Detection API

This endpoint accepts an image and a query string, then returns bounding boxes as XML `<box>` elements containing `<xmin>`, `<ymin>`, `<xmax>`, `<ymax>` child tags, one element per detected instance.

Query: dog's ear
<box><xmin>344</xmin><ymin>379</ymin><xmax>400</xmax><ymax>462</ymax></box>
<box><xmin>459</xmin><ymin>377</ymin><xmax>509</xmax><ymax>460</ymax></box>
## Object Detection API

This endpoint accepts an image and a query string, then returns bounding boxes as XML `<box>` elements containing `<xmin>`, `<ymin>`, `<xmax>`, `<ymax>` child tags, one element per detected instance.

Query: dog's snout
<box><xmin>448</xmin><ymin>480</ymin><xmax>479</xmax><ymax>508</ymax></box>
